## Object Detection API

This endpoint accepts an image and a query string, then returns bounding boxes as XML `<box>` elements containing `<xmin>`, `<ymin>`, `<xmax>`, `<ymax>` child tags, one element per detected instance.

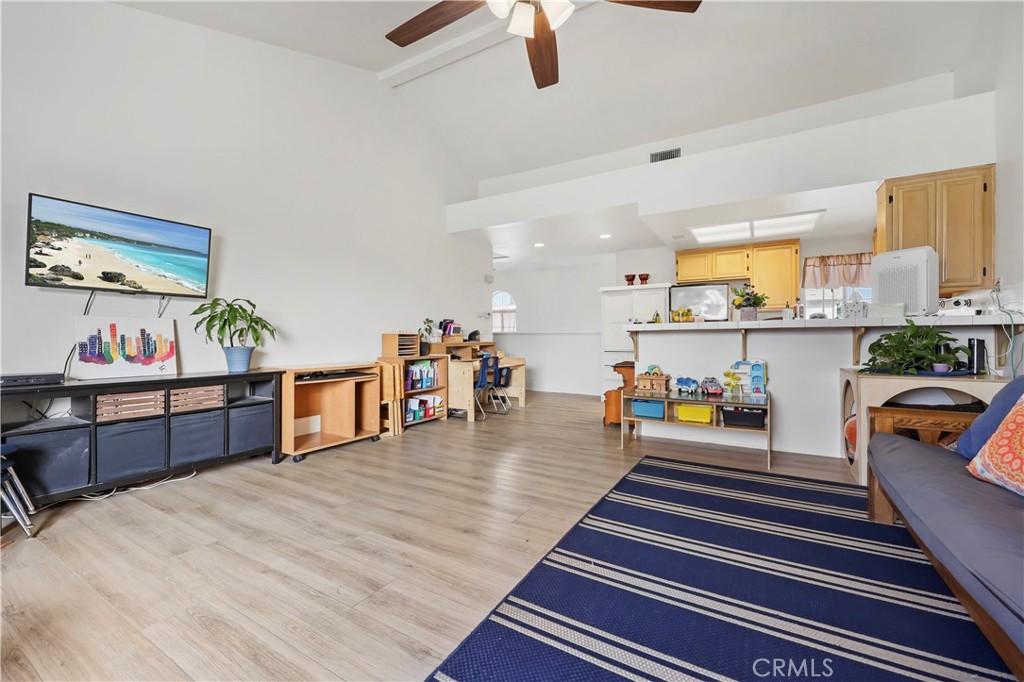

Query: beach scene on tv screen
<box><xmin>27</xmin><ymin>196</ymin><xmax>209</xmax><ymax>296</ymax></box>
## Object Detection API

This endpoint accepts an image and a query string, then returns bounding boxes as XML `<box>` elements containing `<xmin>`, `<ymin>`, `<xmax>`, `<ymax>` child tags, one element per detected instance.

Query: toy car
<box><xmin>675</xmin><ymin>377</ymin><xmax>700</xmax><ymax>394</ymax></box>
<box><xmin>701</xmin><ymin>376</ymin><xmax>724</xmax><ymax>395</ymax></box>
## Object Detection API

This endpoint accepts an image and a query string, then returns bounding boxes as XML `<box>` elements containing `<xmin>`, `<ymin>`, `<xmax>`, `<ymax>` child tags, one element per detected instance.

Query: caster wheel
<box><xmin>292</xmin><ymin>455</ymin><xmax>305</xmax><ymax>463</ymax></box>
<box><xmin>371</xmin><ymin>435</ymin><xmax>381</xmax><ymax>442</ymax></box>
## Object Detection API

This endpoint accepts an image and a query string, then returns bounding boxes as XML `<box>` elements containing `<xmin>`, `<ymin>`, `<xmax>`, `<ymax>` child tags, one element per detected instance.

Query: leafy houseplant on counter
<box><xmin>862</xmin><ymin>319</ymin><xmax>967</xmax><ymax>375</ymax></box>
<box><xmin>731</xmin><ymin>283</ymin><xmax>769</xmax><ymax>321</ymax></box>
<box><xmin>419</xmin><ymin>318</ymin><xmax>435</xmax><ymax>355</ymax></box>
<box><xmin>192</xmin><ymin>298</ymin><xmax>277</xmax><ymax>373</ymax></box>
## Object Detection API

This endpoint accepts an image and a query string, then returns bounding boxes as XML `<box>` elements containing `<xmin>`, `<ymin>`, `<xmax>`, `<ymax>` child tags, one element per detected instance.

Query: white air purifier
<box><xmin>870</xmin><ymin>246</ymin><xmax>939</xmax><ymax>316</ymax></box>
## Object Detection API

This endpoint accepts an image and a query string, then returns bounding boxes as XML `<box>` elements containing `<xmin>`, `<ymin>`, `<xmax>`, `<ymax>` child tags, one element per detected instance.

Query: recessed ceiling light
<box><xmin>689</xmin><ymin>221</ymin><xmax>751</xmax><ymax>244</ymax></box>
<box><xmin>752</xmin><ymin>210</ymin><xmax>825</xmax><ymax>238</ymax></box>
<box><xmin>534</xmin><ymin>242</ymin><xmax>545</xmax><ymax>248</ymax></box>
<box><xmin>599</xmin><ymin>234</ymin><xmax>612</xmax><ymax>239</ymax></box>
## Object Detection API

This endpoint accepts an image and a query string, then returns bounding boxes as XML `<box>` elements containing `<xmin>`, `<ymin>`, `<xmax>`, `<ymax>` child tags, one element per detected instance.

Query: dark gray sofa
<box><xmin>868</xmin><ymin>433</ymin><xmax>1024</xmax><ymax>669</ymax></box>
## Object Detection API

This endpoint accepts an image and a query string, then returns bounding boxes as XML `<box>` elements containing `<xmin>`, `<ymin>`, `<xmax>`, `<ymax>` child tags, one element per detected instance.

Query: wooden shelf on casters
<box><xmin>291</xmin><ymin>429</ymin><xmax>378</xmax><ymax>454</ymax></box>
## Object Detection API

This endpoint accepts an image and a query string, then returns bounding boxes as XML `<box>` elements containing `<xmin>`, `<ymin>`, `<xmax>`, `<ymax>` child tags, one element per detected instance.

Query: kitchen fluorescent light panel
<box><xmin>688</xmin><ymin>210</ymin><xmax>825</xmax><ymax>244</ymax></box>
<box><xmin>752</xmin><ymin>210</ymin><xmax>824</xmax><ymax>238</ymax></box>
<box><xmin>690</xmin><ymin>222</ymin><xmax>751</xmax><ymax>244</ymax></box>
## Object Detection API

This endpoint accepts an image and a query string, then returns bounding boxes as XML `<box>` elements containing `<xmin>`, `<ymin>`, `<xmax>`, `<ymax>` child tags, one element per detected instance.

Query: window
<box><xmin>803</xmin><ymin>287</ymin><xmax>872</xmax><ymax>318</ymax></box>
<box><xmin>492</xmin><ymin>290</ymin><xmax>517</xmax><ymax>333</ymax></box>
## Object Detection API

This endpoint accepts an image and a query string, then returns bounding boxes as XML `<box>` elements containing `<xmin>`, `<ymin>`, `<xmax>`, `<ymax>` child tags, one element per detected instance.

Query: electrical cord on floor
<box><xmin>1</xmin><ymin>470</ymin><xmax>198</xmax><ymax>519</ymax></box>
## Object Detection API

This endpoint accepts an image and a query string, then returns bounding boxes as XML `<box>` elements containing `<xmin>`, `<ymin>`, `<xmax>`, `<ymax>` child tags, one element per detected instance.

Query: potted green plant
<box><xmin>191</xmin><ymin>298</ymin><xmax>277</xmax><ymax>373</ymax></box>
<box><xmin>731</xmin><ymin>283</ymin><xmax>769</xmax><ymax>321</ymax></box>
<box><xmin>419</xmin><ymin>318</ymin><xmax>435</xmax><ymax>355</ymax></box>
<box><xmin>862</xmin><ymin>319</ymin><xmax>967</xmax><ymax>375</ymax></box>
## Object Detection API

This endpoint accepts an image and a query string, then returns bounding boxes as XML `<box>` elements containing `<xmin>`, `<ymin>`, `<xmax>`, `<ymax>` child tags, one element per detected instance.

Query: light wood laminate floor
<box><xmin>1</xmin><ymin>392</ymin><xmax>853</xmax><ymax>681</ymax></box>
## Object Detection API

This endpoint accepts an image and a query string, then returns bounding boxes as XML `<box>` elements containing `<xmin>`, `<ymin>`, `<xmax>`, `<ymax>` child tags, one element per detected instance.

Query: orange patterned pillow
<box><xmin>967</xmin><ymin>394</ymin><xmax>1024</xmax><ymax>496</ymax></box>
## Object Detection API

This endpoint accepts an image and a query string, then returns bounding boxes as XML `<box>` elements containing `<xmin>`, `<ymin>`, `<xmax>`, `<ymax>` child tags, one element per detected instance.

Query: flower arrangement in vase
<box><xmin>731</xmin><ymin>284</ymin><xmax>768</xmax><ymax>321</ymax></box>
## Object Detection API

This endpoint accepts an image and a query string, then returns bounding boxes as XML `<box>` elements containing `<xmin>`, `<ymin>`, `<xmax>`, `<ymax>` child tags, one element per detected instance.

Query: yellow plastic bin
<box><xmin>675</xmin><ymin>403</ymin><xmax>714</xmax><ymax>424</ymax></box>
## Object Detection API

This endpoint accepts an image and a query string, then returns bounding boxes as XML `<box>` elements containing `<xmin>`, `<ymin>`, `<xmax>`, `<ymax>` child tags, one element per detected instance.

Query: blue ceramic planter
<box><xmin>223</xmin><ymin>346</ymin><xmax>254</xmax><ymax>373</ymax></box>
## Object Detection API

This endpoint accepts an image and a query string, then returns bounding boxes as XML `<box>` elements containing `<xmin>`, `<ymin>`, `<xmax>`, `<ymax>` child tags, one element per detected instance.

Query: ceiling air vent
<box><xmin>650</xmin><ymin>147</ymin><xmax>681</xmax><ymax>163</ymax></box>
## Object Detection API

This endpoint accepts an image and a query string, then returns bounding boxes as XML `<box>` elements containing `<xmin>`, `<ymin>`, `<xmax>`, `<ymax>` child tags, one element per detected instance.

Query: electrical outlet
<box><xmin>994</xmin><ymin>277</ymin><xmax>1002</xmax><ymax>293</ymax></box>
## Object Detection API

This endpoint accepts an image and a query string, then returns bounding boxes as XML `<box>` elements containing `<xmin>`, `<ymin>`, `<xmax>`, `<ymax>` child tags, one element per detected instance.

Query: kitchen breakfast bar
<box><xmin>624</xmin><ymin>315</ymin><xmax>1011</xmax><ymax>478</ymax></box>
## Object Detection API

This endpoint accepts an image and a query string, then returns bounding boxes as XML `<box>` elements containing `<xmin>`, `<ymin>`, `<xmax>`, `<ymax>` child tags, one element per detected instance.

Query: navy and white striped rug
<box><xmin>431</xmin><ymin>456</ymin><xmax>1012</xmax><ymax>681</ymax></box>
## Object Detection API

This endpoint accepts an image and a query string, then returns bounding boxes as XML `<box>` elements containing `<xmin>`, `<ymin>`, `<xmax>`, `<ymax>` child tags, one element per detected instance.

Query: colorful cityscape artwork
<box><xmin>71</xmin><ymin>316</ymin><xmax>178</xmax><ymax>379</ymax></box>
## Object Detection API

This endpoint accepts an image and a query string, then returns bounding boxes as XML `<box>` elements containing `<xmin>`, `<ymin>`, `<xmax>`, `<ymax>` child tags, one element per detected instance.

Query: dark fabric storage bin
<box><xmin>721</xmin><ymin>406</ymin><xmax>766</xmax><ymax>428</ymax></box>
<box><xmin>170</xmin><ymin>411</ymin><xmax>224</xmax><ymax>467</ymax></box>
<box><xmin>228</xmin><ymin>403</ymin><xmax>273</xmax><ymax>454</ymax></box>
<box><xmin>4</xmin><ymin>427</ymin><xmax>90</xmax><ymax>498</ymax></box>
<box><xmin>96</xmin><ymin>417</ymin><xmax>166</xmax><ymax>484</ymax></box>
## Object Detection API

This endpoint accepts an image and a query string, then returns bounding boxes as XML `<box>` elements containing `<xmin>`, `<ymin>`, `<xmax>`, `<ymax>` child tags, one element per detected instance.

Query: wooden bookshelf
<box><xmin>378</xmin><ymin>354</ymin><xmax>449</xmax><ymax>432</ymax></box>
<box><xmin>278</xmin><ymin>362</ymin><xmax>381</xmax><ymax>461</ymax></box>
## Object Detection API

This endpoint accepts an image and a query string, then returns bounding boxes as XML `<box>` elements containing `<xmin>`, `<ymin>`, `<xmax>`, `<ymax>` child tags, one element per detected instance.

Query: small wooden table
<box><xmin>448</xmin><ymin>357</ymin><xmax>527</xmax><ymax>422</ymax></box>
<box><xmin>621</xmin><ymin>388</ymin><xmax>772</xmax><ymax>467</ymax></box>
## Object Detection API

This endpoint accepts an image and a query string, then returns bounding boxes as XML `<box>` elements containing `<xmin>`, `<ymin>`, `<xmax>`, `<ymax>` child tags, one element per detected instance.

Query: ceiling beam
<box><xmin>378</xmin><ymin>17</ymin><xmax>514</xmax><ymax>88</ymax></box>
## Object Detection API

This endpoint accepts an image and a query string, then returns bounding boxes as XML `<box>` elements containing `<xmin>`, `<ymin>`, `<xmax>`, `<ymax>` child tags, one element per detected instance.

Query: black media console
<box><xmin>0</xmin><ymin>369</ymin><xmax>283</xmax><ymax>506</ymax></box>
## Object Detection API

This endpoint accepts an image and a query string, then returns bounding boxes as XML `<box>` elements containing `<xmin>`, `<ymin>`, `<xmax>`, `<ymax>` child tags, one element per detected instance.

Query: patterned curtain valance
<box><xmin>801</xmin><ymin>252</ymin><xmax>872</xmax><ymax>289</ymax></box>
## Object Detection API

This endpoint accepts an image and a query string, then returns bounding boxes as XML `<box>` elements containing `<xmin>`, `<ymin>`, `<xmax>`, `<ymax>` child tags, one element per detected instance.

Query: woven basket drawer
<box><xmin>169</xmin><ymin>385</ymin><xmax>225</xmax><ymax>414</ymax></box>
<box><xmin>96</xmin><ymin>390</ymin><xmax>165</xmax><ymax>423</ymax></box>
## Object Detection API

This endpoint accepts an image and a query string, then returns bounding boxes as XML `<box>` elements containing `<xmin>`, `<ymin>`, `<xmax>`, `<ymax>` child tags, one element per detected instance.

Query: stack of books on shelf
<box><xmin>406</xmin><ymin>394</ymin><xmax>443</xmax><ymax>423</ymax></box>
<box><xmin>404</xmin><ymin>359</ymin><xmax>439</xmax><ymax>391</ymax></box>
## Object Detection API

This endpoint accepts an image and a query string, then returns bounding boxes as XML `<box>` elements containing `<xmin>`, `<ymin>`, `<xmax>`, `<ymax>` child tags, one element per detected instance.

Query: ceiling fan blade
<box><xmin>525</xmin><ymin>9</ymin><xmax>558</xmax><ymax>89</ymax></box>
<box><xmin>607</xmin><ymin>0</ymin><xmax>701</xmax><ymax>12</ymax></box>
<box><xmin>386</xmin><ymin>0</ymin><xmax>486</xmax><ymax>47</ymax></box>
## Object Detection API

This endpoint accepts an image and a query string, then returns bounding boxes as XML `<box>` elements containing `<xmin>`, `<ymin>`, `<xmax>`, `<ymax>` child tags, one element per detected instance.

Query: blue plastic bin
<box><xmin>632</xmin><ymin>400</ymin><xmax>665</xmax><ymax>419</ymax></box>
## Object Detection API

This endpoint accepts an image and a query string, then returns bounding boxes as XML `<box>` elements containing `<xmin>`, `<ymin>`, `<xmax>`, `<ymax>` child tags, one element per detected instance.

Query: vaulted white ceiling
<box><xmin>126</xmin><ymin>1</ymin><xmax>1002</xmax><ymax>187</ymax></box>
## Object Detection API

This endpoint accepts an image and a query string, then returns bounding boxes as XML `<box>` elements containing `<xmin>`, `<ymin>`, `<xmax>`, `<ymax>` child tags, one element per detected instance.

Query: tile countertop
<box><xmin>626</xmin><ymin>314</ymin><xmax>1014</xmax><ymax>332</ymax></box>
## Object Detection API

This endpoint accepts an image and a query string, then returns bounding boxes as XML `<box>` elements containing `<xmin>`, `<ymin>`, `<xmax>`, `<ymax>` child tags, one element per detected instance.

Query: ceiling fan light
<box><xmin>507</xmin><ymin>1</ymin><xmax>536</xmax><ymax>38</ymax></box>
<box><xmin>486</xmin><ymin>0</ymin><xmax>514</xmax><ymax>19</ymax></box>
<box><xmin>540</xmin><ymin>0</ymin><xmax>574</xmax><ymax>30</ymax></box>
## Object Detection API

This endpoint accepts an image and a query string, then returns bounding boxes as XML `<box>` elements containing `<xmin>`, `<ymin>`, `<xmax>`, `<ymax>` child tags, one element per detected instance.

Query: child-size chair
<box><xmin>473</xmin><ymin>354</ymin><xmax>502</xmax><ymax>420</ymax></box>
<box><xmin>494</xmin><ymin>366</ymin><xmax>514</xmax><ymax>411</ymax></box>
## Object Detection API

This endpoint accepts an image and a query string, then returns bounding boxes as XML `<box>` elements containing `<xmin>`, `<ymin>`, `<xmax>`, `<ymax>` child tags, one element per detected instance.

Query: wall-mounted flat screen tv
<box><xmin>26</xmin><ymin>194</ymin><xmax>211</xmax><ymax>298</ymax></box>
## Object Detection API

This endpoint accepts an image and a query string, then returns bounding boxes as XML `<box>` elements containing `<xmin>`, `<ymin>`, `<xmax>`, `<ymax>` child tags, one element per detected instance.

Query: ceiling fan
<box><xmin>385</xmin><ymin>0</ymin><xmax>701</xmax><ymax>89</ymax></box>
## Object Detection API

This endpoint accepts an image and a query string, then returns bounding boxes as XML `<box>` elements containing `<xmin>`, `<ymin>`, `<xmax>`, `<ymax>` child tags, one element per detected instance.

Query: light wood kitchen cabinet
<box><xmin>711</xmin><ymin>247</ymin><xmax>750</xmax><ymax>279</ymax></box>
<box><xmin>891</xmin><ymin>180</ymin><xmax>936</xmax><ymax>250</ymax></box>
<box><xmin>875</xmin><ymin>164</ymin><xmax>994</xmax><ymax>295</ymax></box>
<box><xmin>750</xmin><ymin>240</ymin><xmax>800</xmax><ymax>310</ymax></box>
<box><xmin>937</xmin><ymin>172</ymin><xmax>988</xmax><ymax>290</ymax></box>
<box><xmin>676</xmin><ymin>246</ymin><xmax>750</xmax><ymax>282</ymax></box>
<box><xmin>675</xmin><ymin>240</ymin><xmax>799</xmax><ymax>310</ymax></box>
<box><xmin>676</xmin><ymin>250</ymin><xmax>712</xmax><ymax>282</ymax></box>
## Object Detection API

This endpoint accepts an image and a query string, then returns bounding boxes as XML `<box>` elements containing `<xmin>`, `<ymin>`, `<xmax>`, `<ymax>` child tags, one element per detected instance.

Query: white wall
<box><xmin>448</xmin><ymin>93</ymin><xmax>996</xmax><ymax>233</ymax></box>
<box><xmin>493</xmin><ymin>259</ymin><xmax>612</xmax><ymax>395</ymax></box>
<box><xmin>615</xmin><ymin>247</ymin><xmax>676</xmax><ymax>286</ymax></box>
<box><xmin>1</xmin><ymin>3</ymin><xmax>491</xmax><ymax>374</ymax></box>
<box><xmin>993</xmin><ymin>4</ymin><xmax>1024</xmax><ymax>306</ymax></box>
<box><xmin>479</xmin><ymin>74</ymin><xmax>957</xmax><ymax>196</ymax></box>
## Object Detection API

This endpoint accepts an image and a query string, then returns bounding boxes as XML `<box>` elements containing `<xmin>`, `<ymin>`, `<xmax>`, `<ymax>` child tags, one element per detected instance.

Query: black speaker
<box><xmin>967</xmin><ymin>338</ymin><xmax>987</xmax><ymax>375</ymax></box>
